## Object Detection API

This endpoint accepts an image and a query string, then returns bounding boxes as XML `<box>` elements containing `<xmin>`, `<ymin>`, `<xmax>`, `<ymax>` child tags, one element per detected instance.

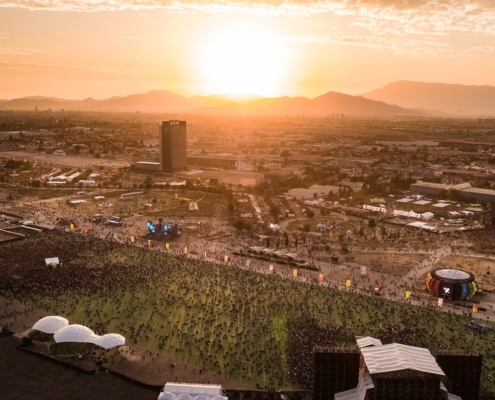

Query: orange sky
<box><xmin>1</xmin><ymin>1</ymin><xmax>495</xmax><ymax>99</ymax></box>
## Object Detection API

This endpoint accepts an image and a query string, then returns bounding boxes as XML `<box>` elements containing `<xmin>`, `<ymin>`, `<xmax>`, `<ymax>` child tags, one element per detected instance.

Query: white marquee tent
<box><xmin>54</xmin><ymin>324</ymin><xmax>99</xmax><ymax>344</ymax></box>
<box><xmin>32</xmin><ymin>316</ymin><xmax>69</xmax><ymax>334</ymax></box>
<box><xmin>94</xmin><ymin>333</ymin><xmax>126</xmax><ymax>349</ymax></box>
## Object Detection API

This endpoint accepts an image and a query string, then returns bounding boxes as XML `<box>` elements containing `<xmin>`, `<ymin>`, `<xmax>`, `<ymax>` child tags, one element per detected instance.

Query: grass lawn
<box><xmin>2</xmin><ymin>232</ymin><xmax>495</xmax><ymax>394</ymax></box>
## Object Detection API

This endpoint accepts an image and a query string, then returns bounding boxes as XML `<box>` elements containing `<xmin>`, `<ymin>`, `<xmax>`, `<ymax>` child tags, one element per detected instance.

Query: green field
<box><xmin>2</xmin><ymin>232</ymin><xmax>495</xmax><ymax>394</ymax></box>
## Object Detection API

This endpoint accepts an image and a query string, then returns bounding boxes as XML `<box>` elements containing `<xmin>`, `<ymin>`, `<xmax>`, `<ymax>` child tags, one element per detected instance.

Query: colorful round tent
<box><xmin>426</xmin><ymin>269</ymin><xmax>476</xmax><ymax>300</ymax></box>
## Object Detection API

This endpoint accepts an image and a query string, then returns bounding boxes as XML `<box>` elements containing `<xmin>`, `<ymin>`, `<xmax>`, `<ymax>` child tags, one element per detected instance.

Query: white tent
<box><xmin>45</xmin><ymin>257</ymin><xmax>60</xmax><ymax>267</ymax></box>
<box><xmin>194</xmin><ymin>395</ymin><xmax>209</xmax><ymax>400</ymax></box>
<box><xmin>158</xmin><ymin>393</ymin><xmax>176</xmax><ymax>400</ymax></box>
<box><xmin>32</xmin><ymin>316</ymin><xmax>69</xmax><ymax>334</ymax></box>
<box><xmin>94</xmin><ymin>333</ymin><xmax>126</xmax><ymax>349</ymax></box>
<box><xmin>54</xmin><ymin>324</ymin><xmax>99</xmax><ymax>343</ymax></box>
<box><xmin>176</xmin><ymin>394</ymin><xmax>192</xmax><ymax>400</ymax></box>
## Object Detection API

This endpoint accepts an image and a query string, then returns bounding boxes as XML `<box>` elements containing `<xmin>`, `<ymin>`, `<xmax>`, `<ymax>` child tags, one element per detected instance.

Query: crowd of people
<box><xmin>1</xmin><ymin>229</ymin><xmax>495</xmax><ymax>393</ymax></box>
<box><xmin>2</xmin><ymin>196</ymin><xmax>495</xmax><ymax>393</ymax></box>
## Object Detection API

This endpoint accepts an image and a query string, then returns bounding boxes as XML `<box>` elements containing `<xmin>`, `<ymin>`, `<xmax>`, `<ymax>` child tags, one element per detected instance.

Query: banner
<box><xmin>70</xmin><ymin>224</ymin><xmax>74</xmax><ymax>230</ymax></box>
<box><xmin>473</xmin><ymin>304</ymin><xmax>479</xmax><ymax>313</ymax></box>
<box><xmin>269</xmin><ymin>264</ymin><xmax>273</xmax><ymax>271</ymax></box>
<box><xmin>165</xmin><ymin>243</ymin><xmax>169</xmax><ymax>250</ymax></box>
<box><xmin>224</xmin><ymin>255</ymin><xmax>228</xmax><ymax>262</ymax></box>
<box><xmin>361</xmin><ymin>266</ymin><xmax>367</xmax><ymax>276</ymax></box>
<box><xmin>374</xmin><ymin>285</ymin><xmax>380</xmax><ymax>294</ymax></box>
<box><xmin>345</xmin><ymin>279</ymin><xmax>351</xmax><ymax>287</ymax></box>
<box><xmin>438</xmin><ymin>298</ymin><xmax>443</xmax><ymax>307</ymax></box>
<box><xmin>318</xmin><ymin>274</ymin><xmax>323</xmax><ymax>282</ymax></box>
<box><xmin>184</xmin><ymin>247</ymin><xmax>188</xmax><ymax>254</ymax></box>
<box><xmin>405</xmin><ymin>291</ymin><xmax>411</xmax><ymax>299</ymax></box>
<box><xmin>246</xmin><ymin>259</ymin><xmax>250</xmax><ymax>266</ymax></box>
<box><xmin>293</xmin><ymin>269</ymin><xmax>298</xmax><ymax>277</ymax></box>
<box><xmin>130</xmin><ymin>236</ymin><xmax>134</xmax><ymax>243</ymax></box>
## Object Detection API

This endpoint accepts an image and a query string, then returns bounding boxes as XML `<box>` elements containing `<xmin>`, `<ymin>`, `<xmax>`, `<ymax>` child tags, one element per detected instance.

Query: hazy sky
<box><xmin>1</xmin><ymin>0</ymin><xmax>495</xmax><ymax>99</ymax></box>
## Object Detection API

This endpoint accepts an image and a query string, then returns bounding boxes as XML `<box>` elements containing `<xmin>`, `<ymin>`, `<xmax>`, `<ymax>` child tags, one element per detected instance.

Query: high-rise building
<box><xmin>159</xmin><ymin>120</ymin><xmax>187</xmax><ymax>173</ymax></box>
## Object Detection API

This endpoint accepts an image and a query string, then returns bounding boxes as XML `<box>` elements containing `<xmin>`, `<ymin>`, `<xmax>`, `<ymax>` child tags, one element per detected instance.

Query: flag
<box><xmin>70</xmin><ymin>224</ymin><xmax>74</xmax><ymax>230</ymax></box>
<box><xmin>184</xmin><ymin>247</ymin><xmax>188</xmax><ymax>254</ymax></box>
<box><xmin>130</xmin><ymin>236</ymin><xmax>134</xmax><ymax>243</ymax></box>
<box><xmin>224</xmin><ymin>255</ymin><xmax>228</xmax><ymax>262</ymax></box>
<box><xmin>473</xmin><ymin>304</ymin><xmax>479</xmax><ymax>313</ymax></box>
<box><xmin>361</xmin><ymin>266</ymin><xmax>367</xmax><ymax>276</ymax></box>
<box><xmin>345</xmin><ymin>279</ymin><xmax>351</xmax><ymax>287</ymax></box>
<box><xmin>269</xmin><ymin>264</ymin><xmax>273</xmax><ymax>271</ymax></box>
<box><xmin>405</xmin><ymin>291</ymin><xmax>411</xmax><ymax>299</ymax></box>
<box><xmin>318</xmin><ymin>274</ymin><xmax>323</xmax><ymax>282</ymax></box>
<box><xmin>148</xmin><ymin>240</ymin><xmax>151</xmax><ymax>247</ymax></box>
<box><xmin>165</xmin><ymin>243</ymin><xmax>169</xmax><ymax>249</ymax></box>
<box><xmin>438</xmin><ymin>298</ymin><xmax>443</xmax><ymax>307</ymax></box>
<box><xmin>293</xmin><ymin>269</ymin><xmax>298</xmax><ymax>277</ymax></box>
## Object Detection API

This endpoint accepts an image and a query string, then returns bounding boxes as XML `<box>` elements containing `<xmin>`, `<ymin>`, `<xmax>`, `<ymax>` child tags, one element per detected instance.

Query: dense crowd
<box><xmin>1</xmin><ymin>230</ymin><xmax>495</xmax><ymax>393</ymax></box>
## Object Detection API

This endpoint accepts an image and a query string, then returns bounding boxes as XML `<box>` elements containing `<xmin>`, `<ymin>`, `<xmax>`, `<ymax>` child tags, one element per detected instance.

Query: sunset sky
<box><xmin>1</xmin><ymin>0</ymin><xmax>495</xmax><ymax>99</ymax></box>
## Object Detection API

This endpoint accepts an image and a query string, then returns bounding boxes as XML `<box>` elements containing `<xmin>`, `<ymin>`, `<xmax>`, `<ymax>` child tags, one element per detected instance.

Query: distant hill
<box><xmin>361</xmin><ymin>81</ymin><xmax>495</xmax><ymax>116</ymax></box>
<box><xmin>0</xmin><ymin>89</ymin><xmax>427</xmax><ymax>116</ymax></box>
<box><xmin>190</xmin><ymin>91</ymin><xmax>424</xmax><ymax>116</ymax></box>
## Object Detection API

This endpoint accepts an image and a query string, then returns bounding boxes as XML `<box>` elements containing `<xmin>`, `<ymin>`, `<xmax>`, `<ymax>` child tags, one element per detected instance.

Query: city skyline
<box><xmin>1</xmin><ymin>1</ymin><xmax>495</xmax><ymax>99</ymax></box>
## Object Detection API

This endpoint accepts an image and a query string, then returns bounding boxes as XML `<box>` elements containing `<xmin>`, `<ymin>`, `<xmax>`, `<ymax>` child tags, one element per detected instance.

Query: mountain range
<box><xmin>1</xmin><ymin>81</ymin><xmax>495</xmax><ymax>116</ymax></box>
<box><xmin>361</xmin><ymin>81</ymin><xmax>495</xmax><ymax>116</ymax></box>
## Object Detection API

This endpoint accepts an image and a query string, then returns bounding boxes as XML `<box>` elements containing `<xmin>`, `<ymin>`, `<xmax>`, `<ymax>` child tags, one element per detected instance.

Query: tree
<box><xmin>368</xmin><ymin>219</ymin><xmax>376</xmax><ymax>228</ymax></box>
<box><xmin>31</xmin><ymin>179</ymin><xmax>41</xmax><ymax>188</ymax></box>
<box><xmin>306</xmin><ymin>209</ymin><xmax>315</xmax><ymax>218</ymax></box>
<box><xmin>233</xmin><ymin>220</ymin><xmax>247</xmax><ymax>230</ymax></box>
<box><xmin>143</xmin><ymin>176</ymin><xmax>153</xmax><ymax>189</ymax></box>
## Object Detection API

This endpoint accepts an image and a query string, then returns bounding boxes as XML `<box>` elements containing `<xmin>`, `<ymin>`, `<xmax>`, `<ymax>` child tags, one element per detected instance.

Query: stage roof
<box><xmin>361</xmin><ymin>343</ymin><xmax>445</xmax><ymax>376</ymax></box>
<box><xmin>356</xmin><ymin>336</ymin><xmax>382</xmax><ymax>349</ymax></box>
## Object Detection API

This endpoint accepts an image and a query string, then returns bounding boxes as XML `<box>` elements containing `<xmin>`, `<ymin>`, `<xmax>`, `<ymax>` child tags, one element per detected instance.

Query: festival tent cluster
<box><xmin>32</xmin><ymin>316</ymin><xmax>125</xmax><ymax>349</ymax></box>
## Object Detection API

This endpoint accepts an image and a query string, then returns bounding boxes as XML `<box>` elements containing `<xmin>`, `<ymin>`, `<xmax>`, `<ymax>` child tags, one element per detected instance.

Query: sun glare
<box><xmin>202</xmin><ymin>28</ymin><xmax>284</xmax><ymax>96</ymax></box>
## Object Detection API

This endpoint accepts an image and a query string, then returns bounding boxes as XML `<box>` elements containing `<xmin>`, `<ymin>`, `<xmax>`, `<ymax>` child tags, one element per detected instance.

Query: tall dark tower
<box><xmin>159</xmin><ymin>120</ymin><xmax>187</xmax><ymax>173</ymax></box>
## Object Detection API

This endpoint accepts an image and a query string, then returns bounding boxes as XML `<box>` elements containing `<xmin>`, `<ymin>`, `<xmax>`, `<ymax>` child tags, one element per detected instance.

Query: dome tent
<box><xmin>94</xmin><ymin>333</ymin><xmax>125</xmax><ymax>349</ymax></box>
<box><xmin>53</xmin><ymin>324</ymin><xmax>100</xmax><ymax>343</ymax></box>
<box><xmin>32</xmin><ymin>316</ymin><xmax>68</xmax><ymax>334</ymax></box>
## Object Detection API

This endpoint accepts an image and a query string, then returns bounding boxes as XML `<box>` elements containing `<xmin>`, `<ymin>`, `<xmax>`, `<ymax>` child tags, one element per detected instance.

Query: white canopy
<box><xmin>45</xmin><ymin>257</ymin><xmax>60</xmax><ymax>267</ymax></box>
<box><xmin>54</xmin><ymin>324</ymin><xmax>99</xmax><ymax>343</ymax></box>
<box><xmin>158</xmin><ymin>393</ymin><xmax>176</xmax><ymax>400</ymax></box>
<box><xmin>360</xmin><ymin>343</ymin><xmax>445</xmax><ymax>376</ymax></box>
<box><xmin>32</xmin><ymin>316</ymin><xmax>69</xmax><ymax>334</ymax></box>
<box><xmin>176</xmin><ymin>394</ymin><xmax>192</xmax><ymax>400</ymax></box>
<box><xmin>94</xmin><ymin>333</ymin><xmax>126</xmax><ymax>349</ymax></box>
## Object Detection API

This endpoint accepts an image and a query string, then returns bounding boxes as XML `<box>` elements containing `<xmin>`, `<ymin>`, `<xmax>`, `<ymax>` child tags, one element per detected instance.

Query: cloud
<box><xmin>0</xmin><ymin>60</ymin><xmax>145</xmax><ymax>74</ymax></box>
<box><xmin>278</xmin><ymin>33</ymin><xmax>454</xmax><ymax>57</ymax></box>
<box><xmin>116</xmin><ymin>35</ymin><xmax>178</xmax><ymax>39</ymax></box>
<box><xmin>1</xmin><ymin>0</ymin><xmax>495</xmax><ymax>13</ymax></box>
<box><xmin>2</xmin><ymin>1</ymin><xmax>495</xmax><ymax>35</ymax></box>
<box><xmin>0</xmin><ymin>45</ymin><xmax>42</xmax><ymax>55</ymax></box>
<box><xmin>3</xmin><ymin>0</ymin><xmax>495</xmax><ymax>59</ymax></box>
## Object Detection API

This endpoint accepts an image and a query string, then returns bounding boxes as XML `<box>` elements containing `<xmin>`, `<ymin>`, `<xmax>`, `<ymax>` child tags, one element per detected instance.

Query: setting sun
<box><xmin>201</xmin><ymin>27</ymin><xmax>285</xmax><ymax>96</ymax></box>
